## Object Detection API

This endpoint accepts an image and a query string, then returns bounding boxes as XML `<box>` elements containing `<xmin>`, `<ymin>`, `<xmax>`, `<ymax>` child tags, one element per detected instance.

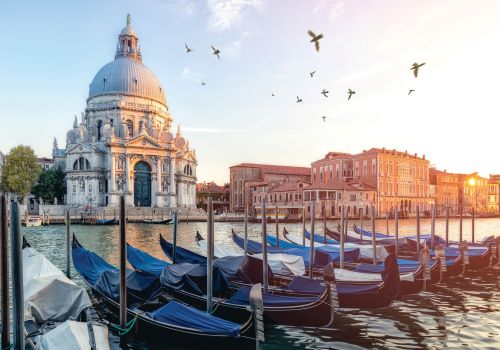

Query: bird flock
<box><xmin>184</xmin><ymin>30</ymin><xmax>425</xmax><ymax>123</ymax></box>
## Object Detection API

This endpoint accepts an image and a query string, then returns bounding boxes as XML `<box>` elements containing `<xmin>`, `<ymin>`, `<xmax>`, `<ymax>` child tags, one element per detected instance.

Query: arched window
<box><xmin>73</xmin><ymin>157</ymin><xmax>91</xmax><ymax>171</ymax></box>
<box><xmin>184</xmin><ymin>164</ymin><xmax>193</xmax><ymax>176</ymax></box>
<box><xmin>127</xmin><ymin>120</ymin><xmax>134</xmax><ymax>137</ymax></box>
<box><xmin>97</xmin><ymin>120</ymin><xmax>103</xmax><ymax>140</ymax></box>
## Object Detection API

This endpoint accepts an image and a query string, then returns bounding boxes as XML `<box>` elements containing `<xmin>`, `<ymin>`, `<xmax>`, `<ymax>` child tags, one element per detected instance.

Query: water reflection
<box><xmin>23</xmin><ymin>218</ymin><xmax>500</xmax><ymax>350</ymax></box>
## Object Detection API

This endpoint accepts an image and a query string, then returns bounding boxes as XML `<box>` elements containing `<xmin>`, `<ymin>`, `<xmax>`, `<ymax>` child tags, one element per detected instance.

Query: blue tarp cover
<box><xmin>147</xmin><ymin>300</ymin><xmax>241</xmax><ymax>338</ymax></box>
<box><xmin>159</xmin><ymin>262</ymin><xmax>231</xmax><ymax>296</ymax></box>
<box><xmin>127</xmin><ymin>243</ymin><xmax>168</xmax><ymax>276</ymax></box>
<box><xmin>233</xmin><ymin>231</ymin><xmax>360</xmax><ymax>267</ymax></box>
<box><xmin>228</xmin><ymin>285</ymin><xmax>320</xmax><ymax>307</ymax></box>
<box><xmin>285</xmin><ymin>275</ymin><xmax>381</xmax><ymax>295</ymax></box>
<box><xmin>354</xmin><ymin>226</ymin><xmax>447</xmax><ymax>247</ymax></box>
<box><xmin>160</xmin><ymin>234</ymin><xmax>206</xmax><ymax>265</ymax></box>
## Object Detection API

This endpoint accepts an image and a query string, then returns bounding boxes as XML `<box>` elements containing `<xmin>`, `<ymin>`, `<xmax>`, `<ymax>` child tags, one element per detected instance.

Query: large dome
<box><xmin>88</xmin><ymin>57</ymin><xmax>167</xmax><ymax>106</ymax></box>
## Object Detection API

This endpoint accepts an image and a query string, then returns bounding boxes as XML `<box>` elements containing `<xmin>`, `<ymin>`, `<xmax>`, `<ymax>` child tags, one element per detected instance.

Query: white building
<box><xmin>55</xmin><ymin>15</ymin><xmax>197</xmax><ymax>208</ymax></box>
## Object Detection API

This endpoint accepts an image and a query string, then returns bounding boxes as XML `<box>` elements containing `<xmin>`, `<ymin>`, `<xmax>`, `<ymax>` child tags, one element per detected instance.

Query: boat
<box><xmin>158</xmin><ymin>234</ymin><xmax>402</xmax><ymax>309</ymax></box>
<box><xmin>23</xmin><ymin>237</ymin><xmax>110</xmax><ymax>350</ymax></box>
<box><xmin>322</xmin><ymin>226</ymin><xmax>465</xmax><ymax>279</ymax></box>
<box><xmin>352</xmin><ymin>226</ymin><xmax>494</xmax><ymax>271</ymax></box>
<box><xmin>72</xmin><ymin>235</ymin><xmax>257</xmax><ymax>347</ymax></box>
<box><xmin>95</xmin><ymin>218</ymin><xmax>116</xmax><ymax>225</ymax></box>
<box><xmin>230</xmin><ymin>229</ymin><xmax>361</xmax><ymax>268</ymax></box>
<box><xmin>140</xmin><ymin>218</ymin><xmax>173</xmax><ymax>224</ymax></box>
<box><xmin>25</xmin><ymin>216</ymin><xmax>43</xmax><ymax>227</ymax></box>
<box><xmin>128</xmin><ymin>242</ymin><xmax>335</xmax><ymax>327</ymax></box>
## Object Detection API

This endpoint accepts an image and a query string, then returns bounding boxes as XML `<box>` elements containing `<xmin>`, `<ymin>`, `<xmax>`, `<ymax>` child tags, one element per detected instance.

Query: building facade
<box><xmin>196</xmin><ymin>182</ymin><xmax>229</xmax><ymax>212</ymax></box>
<box><xmin>488</xmin><ymin>175</ymin><xmax>500</xmax><ymax>215</ymax></box>
<box><xmin>429</xmin><ymin>168</ymin><xmax>460</xmax><ymax>215</ymax></box>
<box><xmin>54</xmin><ymin>15</ymin><xmax>197</xmax><ymax>208</ymax></box>
<box><xmin>229</xmin><ymin>163</ymin><xmax>310</xmax><ymax>212</ymax></box>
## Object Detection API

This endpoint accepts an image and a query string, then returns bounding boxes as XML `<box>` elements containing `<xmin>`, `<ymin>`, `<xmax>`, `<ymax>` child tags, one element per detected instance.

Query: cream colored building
<box><xmin>55</xmin><ymin>15</ymin><xmax>197</xmax><ymax>208</ymax></box>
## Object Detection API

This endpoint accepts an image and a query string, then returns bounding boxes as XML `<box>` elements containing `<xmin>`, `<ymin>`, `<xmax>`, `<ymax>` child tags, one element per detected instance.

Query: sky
<box><xmin>0</xmin><ymin>0</ymin><xmax>499</xmax><ymax>184</ymax></box>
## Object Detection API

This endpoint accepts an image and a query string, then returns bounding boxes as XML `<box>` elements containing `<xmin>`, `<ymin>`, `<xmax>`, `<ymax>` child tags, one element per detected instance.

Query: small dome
<box><xmin>88</xmin><ymin>57</ymin><xmax>167</xmax><ymax>106</ymax></box>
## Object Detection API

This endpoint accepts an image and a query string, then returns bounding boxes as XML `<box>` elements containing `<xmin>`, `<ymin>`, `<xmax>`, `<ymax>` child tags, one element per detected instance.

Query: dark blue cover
<box><xmin>160</xmin><ymin>234</ymin><xmax>207</xmax><ymax>265</ymax></box>
<box><xmin>429</xmin><ymin>246</ymin><xmax>486</xmax><ymax>257</ymax></box>
<box><xmin>127</xmin><ymin>243</ymin><xmax>168</xmax><ymax>276</ymax></box>
<box><xmin>304</xmin><ymin>230</ymin><xmax>338</xmax><ymax>245</ymax></box>
<box><xmin>228</xmin><ymin>286</ymin><xmax>320</xmax><ymax>307</ymax></box>
<box><xmin>233</xmin><ymin>231</ymin><xmax>360</xmax><ymax>267</ymax></box>
<box><xmin>147</xmin><ymin>300</ymin><xmax>240</xmax><ymax>338</ymax></box>
<box><xmin>159</xmin><ymin>262</ymin><xmax>231</xmax><ymax>296</ymax></box>
<box><xmin>355</xmin><ymin>258</ymin><xmax>421</xmax><ymax>274</ymax></box>
<box><xmin>94</xmin><ymin>269</ymin><xmax>162</xmax><ymax>303</ymax></box>
<box><xmin>354</xmin><ymin>226</ymin><xmax>447</xmax><ymax>247</ymax></box>
<box><xmin>72</xmin><ymin>242</ymin><xmax>117</xmax><ymax>285</ymax></box>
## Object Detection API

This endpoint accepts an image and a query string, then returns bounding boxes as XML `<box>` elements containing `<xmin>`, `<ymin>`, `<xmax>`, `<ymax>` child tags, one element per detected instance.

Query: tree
<box><xmin>0</xmin><ymin>145</ymin><xmax>42</xmax><ymax>201</ymax></box>
<box><xmin>32</xmin><ymin>167</ymin><xmax>65</xmax><ymax>204</ymax></box>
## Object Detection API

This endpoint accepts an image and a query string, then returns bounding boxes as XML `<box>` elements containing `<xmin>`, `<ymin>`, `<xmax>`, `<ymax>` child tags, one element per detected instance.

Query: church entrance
<box><xmin>134</xmin><ymin>161</ymin><xmax>151</xmax><ymax>207</ymax></box>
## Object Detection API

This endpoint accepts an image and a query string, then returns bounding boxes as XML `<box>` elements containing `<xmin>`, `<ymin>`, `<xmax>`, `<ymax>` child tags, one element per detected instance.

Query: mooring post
<box><xmin>471</xmin><ymin>207</ymin><xmax>475</xmax><ymax>243</ymax></box>
<box><xmin>302</xmin><ymin>205</ymin><xmax>306</xmax><ymax>246</ymax></box>
<box><xmin>261</xmin><ymin>200</ymin><xmax>268</xmax><ymax>292</ymax></box>
<box><xmin>431</xmin><ymin>205</ymin><xmax>436</xmax><ymax>249</ymax></box>
<box><xmin>371</xmin><ymin>205</ymin><xmax>376</xmax><ymax>264</ymax></box>
<box><xmin>172</xmin><ymin>211</ymin><xmax>178</xmax><ymax>264</ymax></box>
<box><xmin>394</xmin><ymin>207</ymin><xmax>399</xmax><ymax>258</ymax></box>
<box><xmin>323</xmin><ymin>206</ymin><xmax>327</xmax><ymax>244</ymax></box>
<box><xmin>186</xmin><ymin>207</ymin><xmax>189</xmax><ymax>225</ymax></box>
<box><xmin>11</xmin><ymin>202</ymin><xmax>24</xmax><ymax>349</ymax></box>
<box><xmin>206</xmin><ymin>198</ymin><xmax>214</xmax><ymax>313</ymax></box>
<box><xmin>244</xmin><ymin>206</ymin><xmax>248</xmax><ymax>255</ymax></box>
<box><xmin>459</xmin><ymin>206</ymin><xmax>463</xmax><ymax>242</ymax></box>
<box><xmin>340</xmin><ymin>206</ymin><xmax>345</xmax><ymax>269</ymax></box>
<box><xmin>66</xmin><ymin>208</ymin><xmax>71</xmax><ymax>278</ymax></box>
<box><xmin>359</xmin><ymin>208</ymin><xmax>363</xmax><ymax>240</ymax></box>
<box><xmin>416</xmin><ymin>205</ymin><xmax>421</xmax><ymax>256</ymax></box>
<box><xmin>1</xmin><ymin>195</ymin><xmax>10</xmax><ymax>350</ymax></box>
<box><xmin>386</xmin><ymin>211</ymin><xmax>389</xmax><ymax>236</ymax></box>
<box><xmin>340</xmin><ymin>205</ymin><xmax>345</xmax><ymax>242</ymax></box>
<box><xmin>275</xmin><ymin>205</ymin><xmax>279</xmax><ymax>247</ymax></box>
<box><xmin>119</xmin><ymin>196</ymin><xmax>127</xmax><ymax>335</ymax></box>
<box><xmin>445</xmin><ymin>207</ymin><xmax>449</xmax><ymax>247</ymax></box>
<box><xmin>309</xmin><ymin>202</ymin><xmax>315</xmax><ymax>278</ymax></box>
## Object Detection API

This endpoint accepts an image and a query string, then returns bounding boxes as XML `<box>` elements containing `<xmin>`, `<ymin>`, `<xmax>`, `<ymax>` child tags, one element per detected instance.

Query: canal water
<box><xmin>23</xmin><ymin>217</ymin><xmax>500</xmax><ymax>349</ymax></box>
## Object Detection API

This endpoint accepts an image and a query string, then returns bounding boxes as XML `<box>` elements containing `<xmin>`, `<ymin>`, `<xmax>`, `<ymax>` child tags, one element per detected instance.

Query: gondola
<box><xmin>159</xmin><ymin>234</ymin><xmax>401</xmax><ymax>309</ymax></box>
<box><xmin>352</xmin><ymin>226</ymin><xmax>495</xmax><ymax>271</ymax></box>
<box><xmin>72</xmin><ymin>235</ymin><xmax>257</xmax><ymax>348</ymax></box>
<box><xmin>230</xmin><ymin>229</ymin><xmax>361</xmax><ymax>268</ymax></box>
<box><xmin>128</xmin><ymin>243</ymin><xmax>335</xmax><ymax>327</ymax></box>
<box><xmin>23</xmin><ymin>237</ymin><xmax>110</xmax><ymax>350</ymax></box>
<box><xmin>140</xmin><ymin>218</ymin><xmax>173</xmax><ymax>225</ymax></box>
<box><xmin>323</xmin><ymin>226</ymin><xmax>465</xmax><ymax>279</ymax></box>
<box><xmin>95</xmin><ymin>218</ymin><xmax>116</xmax><ymax>225</ymax></box>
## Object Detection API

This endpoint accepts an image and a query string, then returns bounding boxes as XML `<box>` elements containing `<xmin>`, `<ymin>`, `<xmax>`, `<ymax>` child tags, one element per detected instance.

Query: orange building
<box><xmin>488</xmin><ymin>174</ymin><xmax>500</xmax><ymax>214</ymax></box>
<box><xmin>461</xmin><ymin>172</ymin><xmax>489</xmax><ymax>215</ymax></box>
<box><xmin>429</xmin><ymin>168</ymin><xmax>460</xmax><ymax>215</ymax></box>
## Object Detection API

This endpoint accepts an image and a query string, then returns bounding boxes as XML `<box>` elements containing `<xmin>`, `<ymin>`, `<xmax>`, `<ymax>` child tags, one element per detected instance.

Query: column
<box><xmin>125</xmin><ymin>155</ymin><xmax>130</xmax><ymax>192</ymax></box>
<box><xmin>170</xmin><ymin>157</ymin><xmax>176</xmax><ymax>207</ymax></box>
<box><xmin>110</xmin><ymin>153</ymin><xmax>116</xmax><ymax>192</ymax></box>
<box><xmin>157</xmin><ymin>158</ymin><xmax>162</xmax><ymax>192</ymax></box>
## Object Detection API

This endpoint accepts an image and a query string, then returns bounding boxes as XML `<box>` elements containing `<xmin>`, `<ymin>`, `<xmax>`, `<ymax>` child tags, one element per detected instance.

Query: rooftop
<box><xmin>230</xmin><ymin>163</ymin><xmax>310</xmax><ymax>176</ymax></box>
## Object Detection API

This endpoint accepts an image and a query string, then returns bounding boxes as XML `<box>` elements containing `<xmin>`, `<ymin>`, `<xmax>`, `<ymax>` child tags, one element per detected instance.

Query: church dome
<box><xmin>88</xmin><ymin>58</ymin><xmax>167</xmax><ymax>105</ymax></box>
<box><xmin>87</xmin><ymin>15</ymin><xmax>167</xmax><ymax>107</ymax></box>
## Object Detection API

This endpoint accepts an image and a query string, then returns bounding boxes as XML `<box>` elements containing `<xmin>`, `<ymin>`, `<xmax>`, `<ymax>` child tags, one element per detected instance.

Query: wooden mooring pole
<box><xmin>261</xmin><ymin>201</ymin><xmax>268</xmax><ymax>292</ymax></box>
<box><xmin>172</xmin><ymin>211</ymin><xmax>178</xmax><ymax>264</ymax></box>
<box><xmin>0</xmin><ymin>195</ymin><xmax>10</xmax><ymax>349</ymax></box>
<box><xmin>66</xmin><ymin>209</ymin><xmax>71</xmax><ymax>278</ymax></box>
<box><xmin>206</xmin><ymin>198</ymin><xmax>214</xmax><ymax>313</ymax></box>
<box><xmin>309</xmin><ymin>203</ymin><xmax>315</xmax><ymax>278</ymax></box>
<box><xmin>11</xmin><ymin>202</ymin><xmax>24</xmax><ymax>349</ymax></box>
<box><xmin>119</xmin><ymin>196</ymin><xmax>127</xmax><ymax>338</ymax></box>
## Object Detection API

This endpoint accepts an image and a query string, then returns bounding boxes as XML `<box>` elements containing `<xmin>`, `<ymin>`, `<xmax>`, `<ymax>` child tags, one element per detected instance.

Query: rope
<box><xmin>108</xmin><ymin>313</ymin><xmax>139</xmax><ymax>336</ymax></box>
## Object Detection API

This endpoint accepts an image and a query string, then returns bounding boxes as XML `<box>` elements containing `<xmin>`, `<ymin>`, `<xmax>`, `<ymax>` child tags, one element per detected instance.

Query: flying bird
<box><xmin>322</xmin><ymin>116</ymin><xmax>326</xmax><ymax>122</ymax></box>
<box><xmin>411</xmin><ymin>62</ymin><xmax>425</xmax><ymax>78</ymax></box>
<box><xmin>321</xmin><ymin>89</ymin><xmax>329</xmax><ymax>98</ymax></box>
<box><xmin>347</xmin><ymin>89</ymin><xmax>355</xmax><ymax>100</ymax></box>
<box><xmin>308</xmin><ymin>30</ymin><xmax>324</xmax><ymax>52</ymax></box>
<box><xmin>185</xmin><ymin>43</ymin><xmax>193</xmax><ymax>53</ymax></box>
<box><xmin>310</xmin><ymin>71</ymin><xmax>316</xmax><ymax>77</ymax></box>
<box><xmin>201</xmin><ymin>81</ymin><xmax>206</xmax><ymax>86</ymax></box>
<box><xmin>408</xmin><ymin>89</ymin><xmax>415</xmax><ymax>95</ymax></box>
<box><xmin>211</xmin><ymin>45</ymin><xmax>221</xmax><ymax>59</ymax></box>
<box><xmin>271</xmin><ymin>93</ymin><xmax>275</xmax><ymax>97</ymax></box>
<box><xmin>296</xmin><ymin>96</ymin><xmax>303</xmax><ymax>103</ymax></box>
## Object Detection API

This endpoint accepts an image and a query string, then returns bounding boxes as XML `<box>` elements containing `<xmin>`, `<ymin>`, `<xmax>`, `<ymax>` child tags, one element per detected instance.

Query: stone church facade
<box><xmin>54</xmin><ymin>15</ymin><xmax>197</xmax><ymax>208</ymax></box>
